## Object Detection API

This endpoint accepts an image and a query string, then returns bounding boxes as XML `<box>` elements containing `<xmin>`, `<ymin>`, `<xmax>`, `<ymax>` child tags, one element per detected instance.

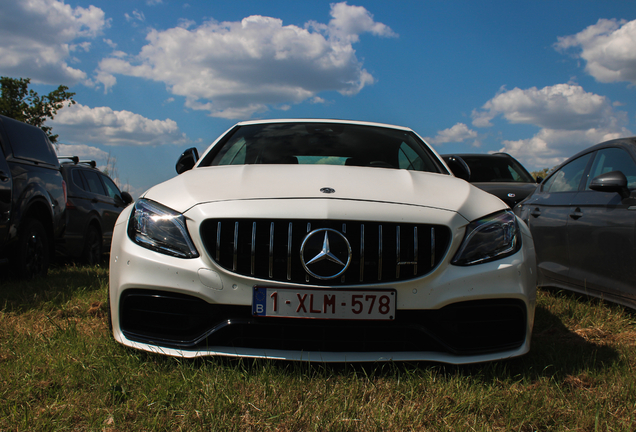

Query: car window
<box><xmin>71</xmin><ymin>169</ymin><xmax>87</xmax><ymax>190</ymax></box>
<box><xmin>543</xmin><ymin>153</ymin><xmax>593</xmax><ymax>193</ymax></box>
<box><xmin>461</xmin><ymin>156</ymin><xmax>534</xmax><ymax>183</ymax></box>
<box><xmin>101</xmin><ymin>174</ymin><xmax>123</xmax><ymax>200</ymax></box>
<box><xmin>585</xmin><ymin>147</ymin><xmax>636</xmax><ymax>190</ymax></box>
<box><xmin>82</xmin><ymin>170</ymin><xmax>106</xmax><ymax>195</ymax></box>
<box><xmin>398</xmin><ymin>142</ymin><xmax>425</xmax><ymax>170</ymax></box>
<box><xmin>205</xmin><ymin>123</ymin><xmax>444</xmax><ymax>173</ymax></box>
<box><xmin>217</xmin><ymin>137</ymin><xmax>247</xmax><ymax>165</ymax></box>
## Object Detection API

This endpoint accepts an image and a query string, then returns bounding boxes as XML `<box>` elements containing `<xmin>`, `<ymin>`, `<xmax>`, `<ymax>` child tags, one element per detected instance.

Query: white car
<box><xmin>109</xmin><ymin>119</ymin><xmax>536</xmax><ymax>363</ymax></box>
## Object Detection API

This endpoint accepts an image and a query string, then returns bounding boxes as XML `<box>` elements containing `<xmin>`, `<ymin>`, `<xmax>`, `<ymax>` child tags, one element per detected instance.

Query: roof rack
<box><xmin>57</xmin><ymin>156</ymin><xmax>97</xmax><ymax>168</ymax></box>
<box><xmin>58</xmin><ymin>156</ymin><xmax>80</xmax><ymax>164</ymax></box>
<box><xmin>79</xmin><ymin>160</ymin><xmax>97</xmax><ymax>168</ymax></box>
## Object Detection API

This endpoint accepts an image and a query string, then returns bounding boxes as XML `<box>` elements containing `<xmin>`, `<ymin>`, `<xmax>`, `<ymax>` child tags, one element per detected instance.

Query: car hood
<box><xmin>472</xmin><ymin>182</ymin><xmax>538</xmax><ymax>195</ymax></box>
<box><xmin>143</xmin><ymin>165</ymin><xmax>506</xmax><ymax>222</ymax></box>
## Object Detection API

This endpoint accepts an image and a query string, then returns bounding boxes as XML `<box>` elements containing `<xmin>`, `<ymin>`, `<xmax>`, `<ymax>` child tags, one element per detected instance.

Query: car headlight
<box><xmin>128</xmin><ymin>199</ymin><xmax>199</xmax><ymax>258</ymax></box>
<box><xmin>451</xmin><ymin>210</ymin><xmax>520</xmax><ymax>266</ymax></box>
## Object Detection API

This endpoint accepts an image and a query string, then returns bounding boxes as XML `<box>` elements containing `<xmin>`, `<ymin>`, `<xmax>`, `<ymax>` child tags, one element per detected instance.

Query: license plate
<box><xmin>252</xmin><ymin>287</ymin><xmax>396</xmax><ymax>320</ymax></box>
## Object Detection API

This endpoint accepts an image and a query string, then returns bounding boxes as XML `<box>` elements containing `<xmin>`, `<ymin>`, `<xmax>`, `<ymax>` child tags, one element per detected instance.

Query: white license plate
<box><xmin>252</xmin><ymin>287</ymin><xmax>396</xmax><ymax>320</ymax></box>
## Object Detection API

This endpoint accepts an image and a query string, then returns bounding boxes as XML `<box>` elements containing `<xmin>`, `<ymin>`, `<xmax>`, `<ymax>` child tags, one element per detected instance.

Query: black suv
<box><xmin>58</xmin><ymin>157</ymin><xmax>132</xmax><ymax>264</ymax></box>
<box><xmin>0</xmin><ymin>115</ymin><xmax>66</xmax><ymax>277</ymax></box>
<box><xmin>442</xmin><ymin>152</ymin><xmax>540</xmax><ymax>208</ymax></box>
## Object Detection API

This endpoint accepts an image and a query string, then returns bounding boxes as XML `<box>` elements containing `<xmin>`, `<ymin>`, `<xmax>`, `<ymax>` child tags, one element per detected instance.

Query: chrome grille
<box><xmin>199</xmin><ymin>219</ymin><xmax>451</xmax><ymax>285</ymax></box>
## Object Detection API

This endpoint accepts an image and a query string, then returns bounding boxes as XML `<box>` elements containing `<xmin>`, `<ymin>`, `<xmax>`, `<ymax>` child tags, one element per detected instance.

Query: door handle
<box><xmin>530</xmin><ymin>208</ymin><xmax>541</xmax><ymax>217</ymax></box>
<box><xmin>569</xmin><ymin>208</ymin><xmax>583</xmax><ymax>220</ymax></box>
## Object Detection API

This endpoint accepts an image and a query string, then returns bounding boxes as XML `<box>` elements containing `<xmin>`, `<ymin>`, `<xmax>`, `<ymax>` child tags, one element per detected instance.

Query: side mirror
<box><xmin>535</xmin><ymin>177</ymin><xmax>543</xmax><ymax>184</ymax></box>
<box><xmin>176</xmin><ymin>147</ymin><xmax>199</xmax><ymax>174</ymax></box>
<box><xmin>442</xmin><ymin>155</ymin><xmax>471</xmax><ymax>182</ymax></box>
<box><xmin>589</xmin><ymin>170</ymin><xmax>631</xmax><ymax>199</ymax></box>
<box><xmin>120</xmin><ymin>191</ymin><xmax>133</xmax><ymax>205</ymax></box>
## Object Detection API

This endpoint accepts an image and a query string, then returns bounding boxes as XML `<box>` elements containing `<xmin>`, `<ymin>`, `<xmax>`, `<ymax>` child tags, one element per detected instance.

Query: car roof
<box><xmin>441</xmin><ymin>153</ymin><xmax>513</xmax><ymax>159</ymax></box>
<box><xmin>549</xmin><ymin>136</ymin><xmax>636</xmax><ymax>172</ymax></box>
<box><xmin>234</xmin><ymin>118</ymin><xmax>413</xmax><ymax>132</ymax></box>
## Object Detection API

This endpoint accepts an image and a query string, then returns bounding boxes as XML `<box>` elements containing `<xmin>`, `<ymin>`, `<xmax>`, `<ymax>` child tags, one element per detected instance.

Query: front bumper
<box><xmin>109</xmin><ymin>202</ymin><xmax>536</xmax><ymax>363</ymax></box>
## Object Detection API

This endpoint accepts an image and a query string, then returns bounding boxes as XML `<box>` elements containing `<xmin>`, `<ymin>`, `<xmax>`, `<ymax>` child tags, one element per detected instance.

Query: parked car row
<box><xmin>0</xmin><ymin>115</ymin><xmax>132</xmax><ymax>278</ymax></box>
<box><xmin>5</xmin><ymin>113</ymin><xmax>633</xmax><ymax>364</ymax></box>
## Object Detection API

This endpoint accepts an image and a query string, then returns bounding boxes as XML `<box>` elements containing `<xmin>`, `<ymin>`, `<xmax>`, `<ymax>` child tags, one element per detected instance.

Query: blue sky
<box><xmin>1</xmin><ymin>0</ymin><xmax>635</xmax><ymax>197</ymax></box>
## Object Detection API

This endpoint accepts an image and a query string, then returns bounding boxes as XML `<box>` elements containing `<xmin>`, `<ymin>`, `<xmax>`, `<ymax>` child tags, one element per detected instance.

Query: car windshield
<box><xmin>200</xmin><ymin>122</ymin><xmax>446</xmax><ymax>174</ymax></box>
<box><xmin>461</xmin><ymin>156</ymin><xmax>534</xmax><ymax>183</ymax></box>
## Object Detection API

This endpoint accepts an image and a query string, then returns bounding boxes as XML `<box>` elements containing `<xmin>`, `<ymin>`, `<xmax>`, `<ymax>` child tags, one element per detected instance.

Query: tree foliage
<box><xmin>530</xmin><ymin>167</ymin><xmax>552</xmax><ymax>181</ymax></box>
<box><xmin>0</xmin><ymin>76</ymin><xmax>75</xmax><ymax>143</ymax></box>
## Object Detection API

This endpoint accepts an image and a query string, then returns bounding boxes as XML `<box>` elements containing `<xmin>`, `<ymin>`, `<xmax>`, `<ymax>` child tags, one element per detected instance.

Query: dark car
<box><xmin>442</xmin><ymin>153</ymin><xmax>540</xmax><ymax>207</ymax></box>
<box><xmin>58</xmin><ymin>157</ymin><xmax>132</xmax><ymax>264</ymax></box>
<box><xmin>515</xmin><ymin>136</ymin><xmax>636</xmax><ymax>309</ymax></box>
<box><xmin>0</xmin><ymin>115</ymin><xmax>66</xmax><ymax>277</ymax></box>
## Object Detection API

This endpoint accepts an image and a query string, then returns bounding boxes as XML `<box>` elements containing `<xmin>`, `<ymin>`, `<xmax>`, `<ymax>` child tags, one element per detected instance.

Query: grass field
<box><xmin>1</xmin><ymin>264</ymin><xmax>635</xmax><ymax>431</ymax></box>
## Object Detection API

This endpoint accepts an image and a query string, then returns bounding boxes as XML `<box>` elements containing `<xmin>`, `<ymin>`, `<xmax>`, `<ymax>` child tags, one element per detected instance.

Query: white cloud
<box><xmin>425</xmin><ymin>123</ymin><xmax>478</xmax><ymax>146</ymax></box>
<box><xmin>95</xmin><ymin>2</ymin><xmax>396</xmax><ymax>119</ymax></box>
<box><xmin>125</xmin><ymin>10</ymin><xmax>146</xmax><ymax>24</ymax></box>
<box><xmin>103</xmin><ymin>38</ymin><xmax>117</xmax><ymax>49</ymax></box>
<box><xmin>308</xmin><ymin>2</ymin><xmax>397</xmax><ymax>43</ymax></box>
<box><xmin>472</xmin><ymin>84</ymin><xmax>632</xmax><ymax>169</ymax></box>
<box><xmin>555</xmin><ymin>18</ymin><xmax>636</xmax><ymax>85</ymax></box>
<box><xmin>472</xmin><ymin>84</ymin><xmax>619</xmax><ymax>130</ymax></box>
<box><xmin>50</xmin><ymin>103</ymin><xmax>189</xmax><ymax>146</ymax></box>
<box><xmin>56</xmin><ymin>143</ymin><xmax>110</xmax><ymax>160</ymax></box>
<box><xmin>0</xmin><ymin>0</ymin><xmax>109</xmax><ymax>84</ymax></box>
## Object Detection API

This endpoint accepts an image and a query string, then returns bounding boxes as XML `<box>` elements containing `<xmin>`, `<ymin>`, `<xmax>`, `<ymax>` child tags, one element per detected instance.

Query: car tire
<box><xmin>83</xmin><ymin>225</ymin><xmax>102</xmax><ymax>265</ymax></box>
<box><xmin>15</xmin><ymin>218</ymin><xmax>50</xmax><ymax>278</ymax></box>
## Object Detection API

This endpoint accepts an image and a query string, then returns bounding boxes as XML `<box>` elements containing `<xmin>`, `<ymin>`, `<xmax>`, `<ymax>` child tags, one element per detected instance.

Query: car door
<box><xmin>0</xmin><ymin>144</ymin><xmax>12</xmax><ymax>244</ymax></box>
<box><xmin>98</xmin><ymin>173</ymin><xmax>126</xmax><ymax>245</ymax></box>
<box><xmin>567</xmin><ymin>147</ymin><xmax>636</xmax><ymax>302</ymax></box>
<box><xmin>525</xmin><ymin>153</ymin><xmax>593</xmax><ymax>284</ymax></box>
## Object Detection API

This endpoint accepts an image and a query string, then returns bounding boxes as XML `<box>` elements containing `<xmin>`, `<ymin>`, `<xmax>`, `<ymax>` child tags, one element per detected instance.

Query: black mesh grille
<box><xmin>199</xmin><ymin>219</ymin><xmax>452</xmax><ymax>285</ymax></box>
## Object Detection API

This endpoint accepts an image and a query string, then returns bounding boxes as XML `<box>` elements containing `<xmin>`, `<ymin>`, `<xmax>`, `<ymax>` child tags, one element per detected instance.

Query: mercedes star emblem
<box><xmin>300</xmin><ymin>228</ymin><xmax>352</xmax><ymax>280</ymax></box>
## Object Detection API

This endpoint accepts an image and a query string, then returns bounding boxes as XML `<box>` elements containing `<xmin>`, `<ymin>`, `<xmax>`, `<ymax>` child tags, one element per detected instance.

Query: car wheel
<box><xmin>83</xmin><ymin>225</ymin><xmax>102</xmax><ymax>265</ymax></box>
<box><xmin>15</xmin><ymin>218</ymin><xmax>50</xmax><ymax>278</ymax></box>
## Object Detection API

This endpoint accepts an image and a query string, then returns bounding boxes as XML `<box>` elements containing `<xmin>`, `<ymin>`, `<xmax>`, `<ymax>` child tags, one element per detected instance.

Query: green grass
<box><xmin>1</xmin><ymin>264</ymin><xmax>636</xmax><ymax>431</ymax></box>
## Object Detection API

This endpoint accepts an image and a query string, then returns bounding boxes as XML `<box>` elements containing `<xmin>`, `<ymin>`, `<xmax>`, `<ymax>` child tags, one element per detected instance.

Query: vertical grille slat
<box><xmin>359</xmin><ymin>224</ymin><xmax>365</xmax><ymax>282</ymax></box>
<box><xmin>250</xmin><ymin>222</ymin><xmax>256</xmax><ymax>276</ymax></box>
<box><xmin>216</xmin><ymin>221</ymin><xmax>221</xmax><ymax>261</ymax></box>
<box><xmin>200</xmin><ymin>219</ymin><xmax>451</xmax><ymax>286</ymax></box>
<box><xmin>269</xmin><ymin>222</ymin><xmax>274</xmax><ymax>279</ymax></box>
<box><xmin>377</xmin><ymin>225</ymin><xmax>384</xmax><ymax>281</ymax></box>
<box><xmin>233</xmin><ymin>221</ymin><xmax>239</xmax><ymax>271</ymax></box>
<box><xmin>396</xmin><ymin>225</ymin><xmax>401</xmax><ymax>279</ymax></box>
<box><xmin>414</xmin><ymin>227</ymin><xmax>418</xmax><ymax>275</ymax></box>
<box><xmin>287</xmin><ymin>222</ymin><xmax>293</xmax><ymax>281</ymax></box>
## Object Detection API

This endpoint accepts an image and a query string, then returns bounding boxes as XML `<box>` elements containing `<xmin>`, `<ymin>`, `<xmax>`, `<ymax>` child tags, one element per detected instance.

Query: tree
<box><xmin>0</xmin><ymin>76</ymin><xmax>75</xmax><ymax>143</ymax></box>
<box><xmin>530</xmin><ymin>167</ymin><xmax>552</xmax><ymax>181</ymax></box>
